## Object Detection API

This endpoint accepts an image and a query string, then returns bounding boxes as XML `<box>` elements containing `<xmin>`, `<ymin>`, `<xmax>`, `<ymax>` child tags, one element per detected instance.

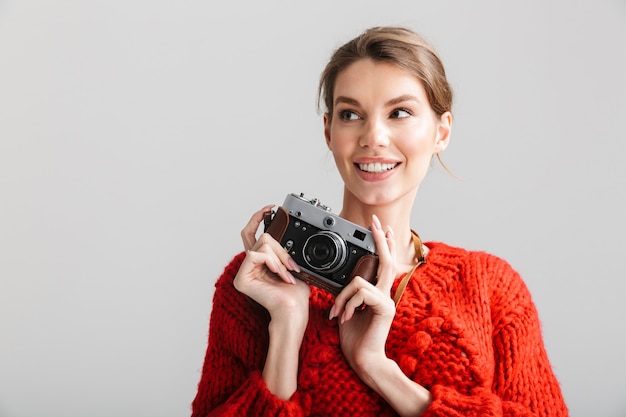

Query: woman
<box><xmin>191</xmin><ymin>26</ymin><xmax>568</xmax><ymax>416</ymax></box>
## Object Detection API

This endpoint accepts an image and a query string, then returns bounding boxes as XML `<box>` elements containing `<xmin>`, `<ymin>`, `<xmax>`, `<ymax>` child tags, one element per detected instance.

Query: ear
<box><xmin>323</xmin><ymin>113</ymin><xmax>331</xmax><ymax>148</ymax></box>
<box><xmin>433</xmin><ymin>111</ymin><xmax>452</xmax><ymax>154</ymax></box>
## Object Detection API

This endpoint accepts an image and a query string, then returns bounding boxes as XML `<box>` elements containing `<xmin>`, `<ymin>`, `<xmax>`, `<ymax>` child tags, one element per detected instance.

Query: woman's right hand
<box><xmin>234</xmin><ymin>205</ymin><xmax>311</xmax><ymax>322</ymax></box>
<box><xmin>234</xmin><ymin>205</ymin><xmax>311</xmax><ymax>399</ymax></box>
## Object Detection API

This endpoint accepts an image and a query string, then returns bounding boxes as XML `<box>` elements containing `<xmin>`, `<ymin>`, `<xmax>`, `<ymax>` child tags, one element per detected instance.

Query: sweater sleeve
<box><xmin>421</xmin><ymin>254</ymin><xmax>568</xmax><ymax>417</ymax></box>
<box><xmin>190</xmin><ymin>252</ymin><xmax>305</xmax><ymax>417</ymax></box>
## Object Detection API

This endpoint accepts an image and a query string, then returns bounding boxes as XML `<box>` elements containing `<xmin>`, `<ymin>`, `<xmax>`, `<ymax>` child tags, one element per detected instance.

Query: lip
<box><xmin>354</xmin><ymin>157</ymin><xmax>400</xmax><ymax>165</ymax></box>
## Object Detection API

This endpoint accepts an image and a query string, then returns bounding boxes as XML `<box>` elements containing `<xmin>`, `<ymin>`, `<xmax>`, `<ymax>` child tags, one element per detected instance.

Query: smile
<box><xmin>357</xmin><ymin>162</ymin><xmax>399</xmax><ymax>173</ymax></box>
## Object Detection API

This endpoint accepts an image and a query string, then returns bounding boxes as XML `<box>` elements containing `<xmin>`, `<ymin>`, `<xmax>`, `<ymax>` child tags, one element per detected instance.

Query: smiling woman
<box><xmin>324</xmin><ymin>59</ymin><xmax>451</xmax><ymax>229</ymax></box>
<box><xmin>189</xmin><ymin>26</ymin><xmax>569</xmax><ymax>417</ymax></box>
<box><xmin>2</xmin><ymin>1</ymin><xmax>626</xmax><ymax>415</ymax></box>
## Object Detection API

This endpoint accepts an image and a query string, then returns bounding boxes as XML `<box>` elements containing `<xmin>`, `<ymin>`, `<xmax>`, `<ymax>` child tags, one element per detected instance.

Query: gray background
<box><xmin>1</xmin><ymin>1</ymin><xmax>625</xmax><ymax>416</ymax></box>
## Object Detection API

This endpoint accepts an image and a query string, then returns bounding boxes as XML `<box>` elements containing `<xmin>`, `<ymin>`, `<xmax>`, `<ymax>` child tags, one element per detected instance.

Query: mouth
<box><xmin>357</xmin><ymin>162</ymin><xmax>399</xmax><ymax>173</ymax></box>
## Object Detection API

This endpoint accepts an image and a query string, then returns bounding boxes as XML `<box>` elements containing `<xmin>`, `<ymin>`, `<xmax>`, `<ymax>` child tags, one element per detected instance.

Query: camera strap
<box><xmin>393</xmin><ymin>230</ymin><xmax>427</xmax><ymax>307</ymax></box>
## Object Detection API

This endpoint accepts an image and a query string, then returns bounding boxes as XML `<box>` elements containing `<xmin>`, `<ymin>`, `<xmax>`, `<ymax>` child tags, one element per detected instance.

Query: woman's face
<box><xmin>324</xmin><ymin>59</ymin><xmax>451</xmax><ymax>208</ymax></box>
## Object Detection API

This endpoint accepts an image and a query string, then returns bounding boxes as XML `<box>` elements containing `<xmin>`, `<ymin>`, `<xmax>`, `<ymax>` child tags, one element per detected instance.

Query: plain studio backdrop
<box><xmin>1</xmin><ymin>1</ymin><xmax>625</xmax><ymax>416</ymax></box>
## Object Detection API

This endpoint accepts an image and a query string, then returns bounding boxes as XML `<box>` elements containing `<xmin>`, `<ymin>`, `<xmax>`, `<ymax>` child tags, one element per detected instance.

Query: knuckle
<box><xmin>257</xmin><ymin>242</ymin><xmax>271</xmax><ymax>252</ymax></box>
<box><xmin>352</xmin><ymin>276</ymin><xmax>369</xmax><ymax>288</ymax></box>
<box><xmin>233</xmin><ymin>276</ymin><xmax>243</xmax><ymax>291</ymax></box>
<box><xmin>257</xmin><ymin>233</ymin><xmax>271</xmax><ymax>244</ymax></box>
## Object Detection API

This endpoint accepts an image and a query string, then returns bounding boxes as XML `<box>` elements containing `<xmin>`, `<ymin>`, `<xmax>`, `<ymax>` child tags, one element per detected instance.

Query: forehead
<box><xmin>333</xmin><ymin>59</ymin><xmax>428</xmax><ymax>104</ymax></box>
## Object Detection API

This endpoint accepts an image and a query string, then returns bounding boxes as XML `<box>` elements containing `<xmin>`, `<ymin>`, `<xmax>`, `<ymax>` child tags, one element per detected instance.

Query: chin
<box><xmin>351</xmin><ymin>188</ymin><xmax>396</xmax><ymax>207</ymax></box>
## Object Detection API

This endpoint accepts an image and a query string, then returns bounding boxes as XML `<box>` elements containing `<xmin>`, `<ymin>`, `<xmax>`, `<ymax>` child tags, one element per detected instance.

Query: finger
<box><xmin>241</xmin><ymin>204</ymin><xmax>275</xmax><ymax>251</ymax></box>
<box><xmin>341</xmin><ymin>286</ymin><xmax>372</xmax><ymax>322</ymax></box>
<box><xmin>247</xmin><ymin>244</ymin><xmax>297</xmax><ymax>285</ymax></box>
<box><xmin>254</xmin><ymin>233</ymin><xmax>301</xmax><ymax>273</ymax></box>
<box><xmin>262</xmin><ymin>252</ymin><xmax>297</xmax><ymax>285</ymax></box>
<box><xmin>331</xmin><ymin>276</ymin><xmax>373</xmax><ymax>320</ymax></box>
<box><xmin>371</xmin><ymin>215</ymin><xmax>396</xmax><ymax>293</ymax></box>
<box><xmin>376</xmin><ymin>226</ymin><xmax>397</xmax><ymax>293</ymax></box>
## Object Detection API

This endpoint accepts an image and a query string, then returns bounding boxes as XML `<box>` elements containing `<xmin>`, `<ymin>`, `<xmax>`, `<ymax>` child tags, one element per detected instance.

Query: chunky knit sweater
<box><xmin>191</xmin><ymin>242</ymin><xmax>568</xmax><ymax>416</ymax></box>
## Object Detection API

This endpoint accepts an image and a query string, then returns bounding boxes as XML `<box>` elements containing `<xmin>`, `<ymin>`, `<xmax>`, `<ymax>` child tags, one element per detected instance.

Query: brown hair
<box><xmin>318</xmin><ymin>26</ymin><xmax>453</xmax><ymax>121</ymax></box>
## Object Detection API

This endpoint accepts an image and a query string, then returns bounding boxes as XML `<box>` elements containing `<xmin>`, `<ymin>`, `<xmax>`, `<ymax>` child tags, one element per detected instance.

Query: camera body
<box><xmin>264</xmin><ymin>193</ymin><xmax>379</xmax><ymax>295</ymax></box>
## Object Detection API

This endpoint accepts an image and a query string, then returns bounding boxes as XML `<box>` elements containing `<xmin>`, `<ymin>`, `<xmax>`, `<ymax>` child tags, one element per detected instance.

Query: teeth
<box><xmin>358</xmin><ymin>162</ymin><xmax>397</xmax><ymax>173</ymax></box>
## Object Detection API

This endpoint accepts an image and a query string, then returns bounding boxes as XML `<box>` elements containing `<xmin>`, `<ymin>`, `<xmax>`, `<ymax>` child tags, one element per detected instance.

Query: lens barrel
<box><xmin>303</xmin><ymin>231</ymin><xmax>347</xmax><ymax>273</ymax></box>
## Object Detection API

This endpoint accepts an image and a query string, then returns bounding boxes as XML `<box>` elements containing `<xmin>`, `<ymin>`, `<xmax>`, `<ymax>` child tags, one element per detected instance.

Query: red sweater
<box><xmin>191</xmin><ymin>242</ymin><xmax>568</xmax><ymax>416</ymax></box>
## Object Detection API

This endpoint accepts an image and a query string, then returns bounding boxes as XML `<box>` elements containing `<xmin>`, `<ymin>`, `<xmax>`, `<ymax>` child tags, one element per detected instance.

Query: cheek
<box><xmin>327</xmin><ymin>138</ymin><xmax>349</xmax><ymax>170</ymax></box>
<box><xmin>327</xmin><ymin>129</ymin><xmax>352</xmax><ymax>156</ymax></box>
<box><xmin>400</xmin><ymin>135</ymin><xmax>436</xmax><ymax>160</ymax></box>
<box><xmin>403</xmin><ymin>123</ymin><xmax>439</xmax><ymax>154</ymax></box>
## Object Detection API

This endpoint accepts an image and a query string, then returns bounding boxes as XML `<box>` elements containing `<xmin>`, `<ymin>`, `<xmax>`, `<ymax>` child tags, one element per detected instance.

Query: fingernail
<box><xmin>287</xmin><ymin>271</ymin><xmax>297</xmax><ymax>285</ymax></box>
<box><xmin>372</xmin><ymin>214</ymin><xmax>382</xmax><ymax>231</ymax></box>
<box><xmin>387</xmin><ymin>225</ymin><xmax>394</xmax><ymax>238</ymax></box>
<box><xmin>287</xmin><ymin>258</ymin><xmax>301</xmax><ymax>273</ymax></box>
<box><xmin>329</xmin><ymin>305</ymin><xmax>336</xmax><ymax>320</ymax></box>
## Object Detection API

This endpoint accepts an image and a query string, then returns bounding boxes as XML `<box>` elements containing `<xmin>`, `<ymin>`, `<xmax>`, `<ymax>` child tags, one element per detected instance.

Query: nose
<box><xmin>359</xmin><ymin>118</ymin><xmax>390</xmax><ymax>149</ymax></box>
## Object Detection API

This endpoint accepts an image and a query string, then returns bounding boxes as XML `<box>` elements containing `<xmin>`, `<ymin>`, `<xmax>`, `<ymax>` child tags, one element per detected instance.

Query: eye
<box><xmin>338</xmin><ymin>110</ymin><xmax>361</xmax><ymax>121</ymax></box>
<box><xmin>390</xmin><ymin>108</ymin><xmax>412</xmax><ymax>119</ymax></box>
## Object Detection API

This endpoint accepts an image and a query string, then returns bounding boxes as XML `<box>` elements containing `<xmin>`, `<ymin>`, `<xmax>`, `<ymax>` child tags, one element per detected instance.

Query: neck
<box><xmin>338</xmin><ymin>189</ymin><xmax>419</xmax><ymax>273</ymax></box>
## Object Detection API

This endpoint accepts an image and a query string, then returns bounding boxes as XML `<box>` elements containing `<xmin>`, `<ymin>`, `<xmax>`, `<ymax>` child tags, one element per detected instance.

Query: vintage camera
<box><xmin>263</xmin><ymin>193</ymin><xmax>379</xmax><ymax>295</ymax></box>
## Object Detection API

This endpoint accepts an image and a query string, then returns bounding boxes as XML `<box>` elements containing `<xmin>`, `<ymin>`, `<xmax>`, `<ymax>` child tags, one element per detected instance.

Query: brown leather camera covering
<box><xmin>264</xmin><ymin>206</ymin><xmax>378</xmax><ymax>295</ymax></box>
<box><xmin>263</xmin><ymin>206</ymin><xmax>290</xmax><ymax>241</ymax></box>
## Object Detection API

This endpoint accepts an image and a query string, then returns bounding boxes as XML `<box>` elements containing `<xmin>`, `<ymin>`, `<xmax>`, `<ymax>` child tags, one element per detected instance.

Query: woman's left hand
<box><xmin>330</xmin><ymin>214</ymin><xmax>397</xmax><ymax>378</ymax></box>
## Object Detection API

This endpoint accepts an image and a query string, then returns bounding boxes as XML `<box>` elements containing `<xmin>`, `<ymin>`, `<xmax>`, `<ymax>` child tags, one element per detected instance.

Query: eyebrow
<box><xmin>386</xmin><ymin>94</ymin><xmax>421</xmax><ymax>106</ymax></box>
<box><xmin>334</xmin><ymin>96</ymin><xmax>360</xmax><ymax>107</ymax></box>
<box><xmin>334</xmin><ymin>94</ymin><xmax>421</xmax><ymax>108</ymax></box>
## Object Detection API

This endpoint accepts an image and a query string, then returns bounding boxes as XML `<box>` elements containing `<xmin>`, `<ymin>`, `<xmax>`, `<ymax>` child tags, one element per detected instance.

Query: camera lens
<box><xmin>302</xmin><ymin>231</ymin><xmax>347</xmax><ymax>273</ymax></box>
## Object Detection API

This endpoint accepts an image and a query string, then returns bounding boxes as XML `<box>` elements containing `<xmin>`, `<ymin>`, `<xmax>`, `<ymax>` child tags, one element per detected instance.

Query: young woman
<box><xmin>190</xmin><ymin>26</ymin><xmax>568</xmax><ymax>417</ymax></box>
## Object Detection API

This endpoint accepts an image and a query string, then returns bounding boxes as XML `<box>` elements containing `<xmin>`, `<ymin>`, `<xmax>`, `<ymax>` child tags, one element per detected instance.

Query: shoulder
<box><xmin>424</xmin><ymin>241</ymin><xmax>516</xmax><ymax>274</ymax></box>
<box><xmin>214</xmin><ymin>251</ymin><xmax>247</xmax><ymax>288</ymax></box>
<box><xmin>424</xmin><ymin>241</ymin><xmax>529</xmax><ymax>299</ymax></box>
<box><xmin>211</xmin><ymin>251</ymin><xmax>271</xmax><ymax>324</ymax></box>
<box><xmin>424</xmin><ymin>242</ymin><xmax>537</xmax><ymax>324</ymax></box>
<box><xmin>211</xmin><ymin>251</ymin><xmax>254</xmax><ymax>311</ymax></box>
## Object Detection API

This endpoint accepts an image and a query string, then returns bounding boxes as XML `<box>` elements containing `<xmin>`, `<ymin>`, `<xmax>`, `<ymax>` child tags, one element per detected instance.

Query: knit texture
<box><xmin>191</xmin><ymin>242</ymin><xmax>568</xmax><ymax>417</ymax></box>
